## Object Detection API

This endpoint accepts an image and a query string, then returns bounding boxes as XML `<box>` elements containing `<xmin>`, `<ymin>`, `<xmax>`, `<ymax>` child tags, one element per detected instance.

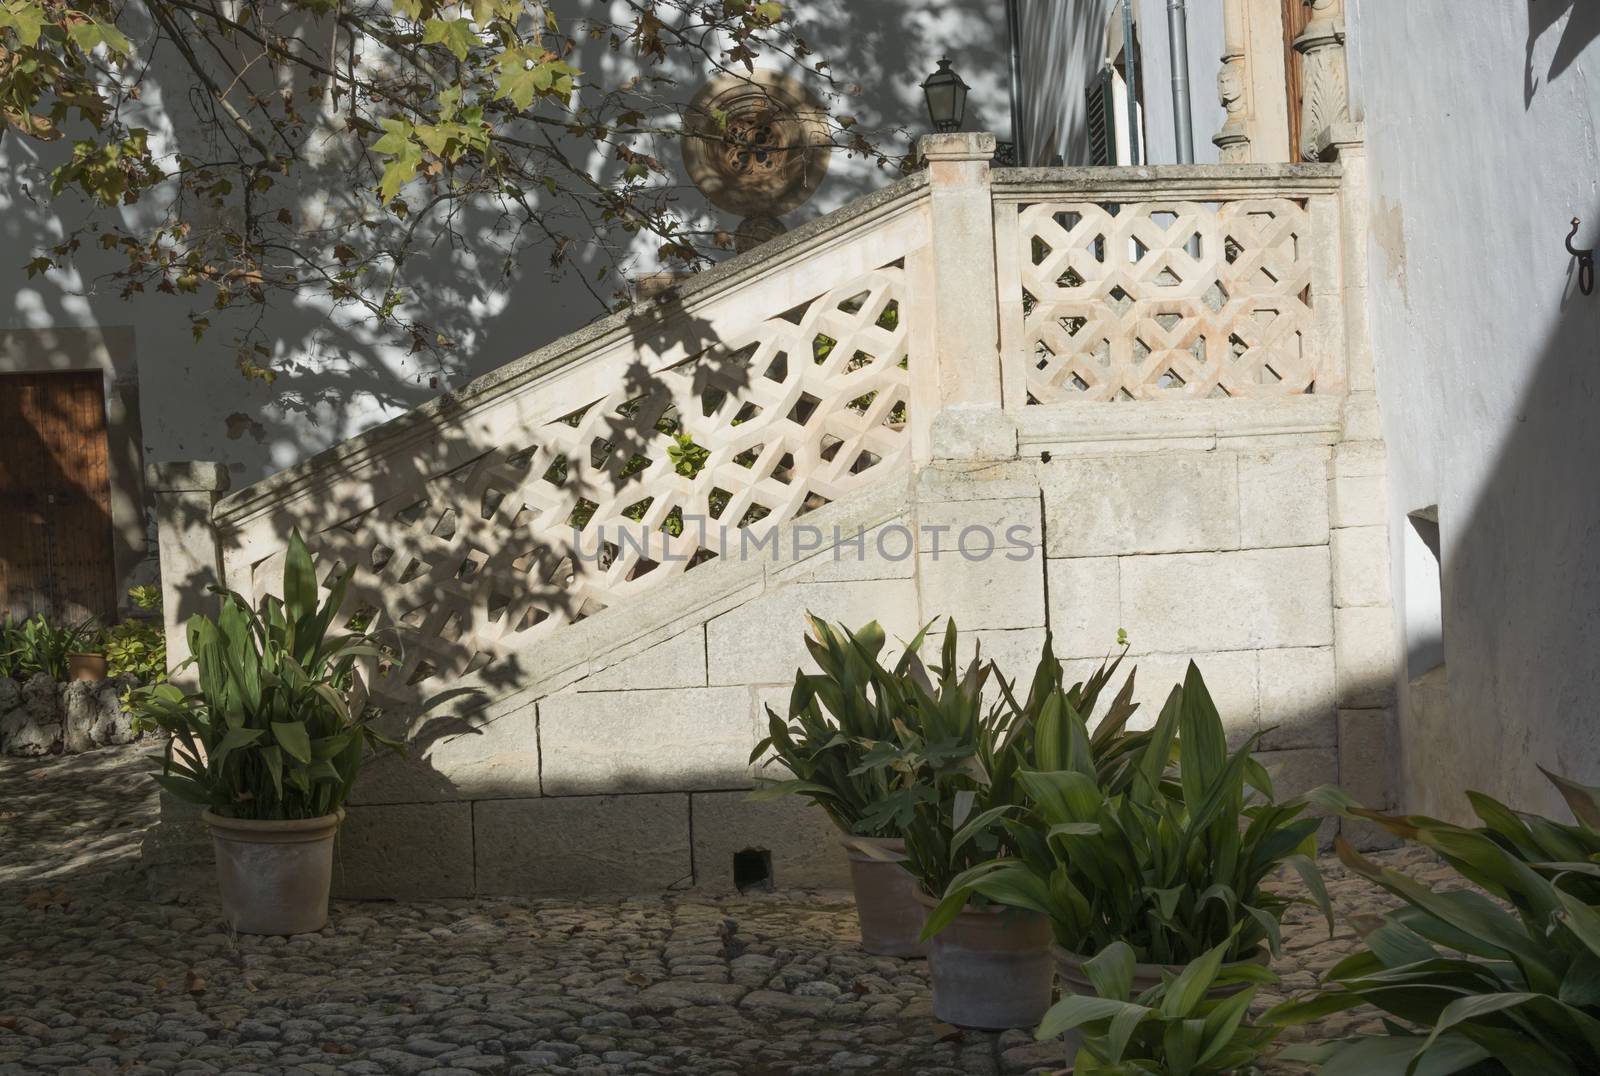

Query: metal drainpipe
<box><xmin>1168</xmin><ymin>0</ymin><xmax>1195</xmax><ymax>163</ymax></box>
<box><xmin>1121</xmin><ymin>0</ymin><xmax>1140</xmax><ymax>165</ymax></box>
<box><xmin>1006</xmin><ymin>0</ymin><xmax>1027</xmax><ymax>164</ymax></box>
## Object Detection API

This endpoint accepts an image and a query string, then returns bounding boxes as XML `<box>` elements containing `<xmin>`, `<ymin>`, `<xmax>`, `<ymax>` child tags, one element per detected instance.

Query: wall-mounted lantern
<box><xmin>921</xmin><ymin>58</ymin><xmax>969</xmax><ymax>134</ymax></box>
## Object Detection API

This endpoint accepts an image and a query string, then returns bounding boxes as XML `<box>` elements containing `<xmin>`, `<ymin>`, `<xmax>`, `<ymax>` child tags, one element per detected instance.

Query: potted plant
<box><xmin>126</xmin><ymin>531</ymin><xmax>398</xmax><ymax>935</ymax></box>
<box><xmin>1039</xmin><ymin>934</ymin><xmax>1285</xmax><ymax>1075</ymax></box>
<box><xmin>1265</xmin><ymin>769</ymin><xmax>1600</xmax><ymax>1074</ymax></box>
<box><xmin>750</xmin><ymin>615</ymin><xmax>935</xmax><ymax>956</ymax></box>
<box><xmin>896</xmin><ymin>633</ymin><xmax>1151</xmax><ymax>1030</ymax></box>
<box><xmin>930</xmin><ymin>661</ymin><xmax>1332</xmax><ymax>1056</ymax></box>
<box><xmin>4</xmin><ymin>612</ymin><xmax>103</xmax><ymax>681</ymax></box>
<box><xmin>66</xmin><ymin>627</ymin><xmax>109</xmax><ymax>682</ymax></box>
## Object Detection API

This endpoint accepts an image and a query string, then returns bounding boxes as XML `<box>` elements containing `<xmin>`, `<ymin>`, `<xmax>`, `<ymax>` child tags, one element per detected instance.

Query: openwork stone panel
<box><xmin>1017</xmin><ymin>198</ymin><xmax>1319</xmax><ymax>403</ymax></box>
<box><xmin>248</xmin><ymin>265</ymin><xmax>914</xmax><ymax>698</ymax></box>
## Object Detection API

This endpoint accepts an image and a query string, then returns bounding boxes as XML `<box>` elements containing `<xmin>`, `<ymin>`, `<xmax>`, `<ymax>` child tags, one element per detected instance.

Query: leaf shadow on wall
<box><xmin>1524</xmin><ymin>0</ymin><xmax>1600</xmax><ymax>106</ymax></box>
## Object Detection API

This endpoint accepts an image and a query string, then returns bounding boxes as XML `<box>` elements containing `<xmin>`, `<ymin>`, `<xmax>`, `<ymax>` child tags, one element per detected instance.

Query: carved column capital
<box><xmin>1294</xmin><ymin>0</ymin><xmax>1352</xmax><ymax>161</ymax></box>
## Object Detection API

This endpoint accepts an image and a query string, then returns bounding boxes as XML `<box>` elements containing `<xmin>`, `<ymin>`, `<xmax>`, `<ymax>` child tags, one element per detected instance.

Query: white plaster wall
<box><xmin>0</xmin><ymin>0</ymin><xmax>1009</xmax><ymax>487</ymax></box>
<box><xmin>1348</xmin><ymin>0</ymin><xmax>1600</xmax><ymax>820</ymax></box>
<box><xmin>1134</xmin><ymin>0</ymin><xmax>1225</xmax><ymax>165</ymax></box>
<box><xmin>1016</xmin><ymin>0</ymin><xmax>1222</xmax><ymax>166</ymax></box>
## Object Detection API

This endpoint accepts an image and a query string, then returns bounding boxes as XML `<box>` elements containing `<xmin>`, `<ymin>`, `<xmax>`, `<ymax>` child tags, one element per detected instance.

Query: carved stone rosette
<box><xmin>680</xmin><ymin>69</ymin><xmax>830</xmax><ymax>243</ymax></box>
<box><xmin>1294</xmin><ymin>0</ymin><xmax>1350</xmax><ymax>161</ymax></box>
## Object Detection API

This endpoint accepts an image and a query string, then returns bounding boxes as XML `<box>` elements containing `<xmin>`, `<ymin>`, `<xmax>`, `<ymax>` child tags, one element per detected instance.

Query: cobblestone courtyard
<box><xmin>0</xmin><ymin>746</ymin><xmax>1448</xmax><ymax>1075</ymax></box>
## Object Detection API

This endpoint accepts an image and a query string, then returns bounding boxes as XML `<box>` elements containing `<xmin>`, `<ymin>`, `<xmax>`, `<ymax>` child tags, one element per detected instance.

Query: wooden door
<box><xmin>1282</xmin><ymin>0</ymin><xmax>1312</xmax><ymax>163</ymax></box>
<box><xmin>0</xmin><ymin>371</ymin><xmax>117</xmax><ymax>622</ymax></box>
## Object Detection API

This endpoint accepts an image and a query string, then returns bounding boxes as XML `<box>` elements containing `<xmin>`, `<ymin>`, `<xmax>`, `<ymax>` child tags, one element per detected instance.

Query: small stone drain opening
<box><xmin>733</xmin><ymin>848</ymin><xmax>773</xmax><ymax>893</ymax></box>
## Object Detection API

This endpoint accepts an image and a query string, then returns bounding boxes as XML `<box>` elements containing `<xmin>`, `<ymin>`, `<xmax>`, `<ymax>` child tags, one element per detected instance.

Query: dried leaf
<box><xmin>623</xmin><ymin>971</ymin><xmax>650</xmax><ymax>987</ymax></box>
<box><xmin>931</xmin><ymin>1021</ymin><xmax>963</xmax><ymax>1043</ymax></box>
<box><xmin>22</xmin><ymin>888</ymin><xmax>68</xmax><ymax>911</ymax></box>
<box><xmin>184</xmin><ymin>969</ymin><xmax>207</xmax><ymax>993</ymax></box>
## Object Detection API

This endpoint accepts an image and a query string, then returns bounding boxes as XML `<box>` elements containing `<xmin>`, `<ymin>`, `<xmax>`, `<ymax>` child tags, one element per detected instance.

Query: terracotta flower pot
<box><xmin>842</xmin><ymin>837</ymin><xmax>926</xmax><ymax>957</ymax></box>
<box><xmin>67</xmin><ymin>652</ymin><xmax>107</xmax><ymax>682</ymax></box>
<box><xmin>204</xmin><ymin>809</ymin><xmax>344</xmax><ymax>935</ymax></box>
<box><xmin>1051</xmin><ymin>944</ymin><xmax>1271</xmax><ymax>1060</ymax></box>
<box><xmin>913</xmin><ymin>889</ymin><xmax>1054</xmax><ymax>1030</ymax></box>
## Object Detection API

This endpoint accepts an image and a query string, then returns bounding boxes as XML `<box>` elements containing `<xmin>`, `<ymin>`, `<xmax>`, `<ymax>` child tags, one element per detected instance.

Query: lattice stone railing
<box><xmin>992</xmin><ymin>167</ymin><xmax>1345</xmax><ymax>405</ymax></box>
<box><xmin>200</xmin><ymin>177</ymin><xmax>932</xmax><ymax>699</ymax></box>
<box><xmin>151</xmin><ymin>150</ymin><xmax>1352</xmax><ymax>706</ymax></box>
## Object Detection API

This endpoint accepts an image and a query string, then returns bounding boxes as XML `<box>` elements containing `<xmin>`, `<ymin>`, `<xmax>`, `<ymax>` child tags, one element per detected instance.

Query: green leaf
<box><xmin>422</xmin><ymin>17</ymin><xmax>478</xmax><ymax>60</ymax></box>
<box><xmin>1161</xmin><ymin>935</ymin><xmax>1230</xmax><ymax>1019</ymax></box>
<box><xmin>211</xmin><ymin>726</ymin><xmax>264</xmax><ymax>769</ymax></box>
<box><xmin>1310</xmin><ymin>1033</ymin><xmax>1490</xmax><ymax>1076</ymax></box>
<box><xmin>1542</xmin><ymin>766</ymin><xmax>1600</xmax><ymax>830</ymax></box>
<box><xmin>1036</xmin><ymin>995</ymin><xmax>1151</xmax><ymax>1043</ymax></box>
<box><xmin>1411</xmin><ymin>993</ymin><xmax>1543</xmax><ymax>1065</ymax></box>
<box><xmin>152</xmin><ymin>773</ymin><xmax>210</xmax><ymax>805</ymax></box>
<box><xmin>1082</xmin><ymin>940</ymin><xmax>1136</xmax><ymax>1002</ymax></box>
<box><xmin>271</xmin><ymin>720</ymin><xmax>313</xmax><ymax>764</ymax></box>
<box><xmin>0</xmin><ymin>4</ymin><xmax>45</xmax><ymax>47</ymax></box>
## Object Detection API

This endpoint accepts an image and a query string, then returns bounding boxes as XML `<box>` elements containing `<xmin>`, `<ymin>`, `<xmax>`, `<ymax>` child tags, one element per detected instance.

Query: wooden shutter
<box><xmin>1086</xmin><ymin>65</ymin><xmax>1116</xmax><ymax>166</ymax></box>
<box><xmin>0</xmin><ymin>371</ymin><xmax>118</xmax><ymax>622</ymax></box>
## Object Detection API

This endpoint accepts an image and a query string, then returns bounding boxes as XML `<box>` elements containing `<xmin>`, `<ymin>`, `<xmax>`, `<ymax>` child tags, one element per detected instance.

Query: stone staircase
<box><xmin>145</xmin><ymin>134</ymin><xmax>1400</xmax><ymax>899</ymax></box>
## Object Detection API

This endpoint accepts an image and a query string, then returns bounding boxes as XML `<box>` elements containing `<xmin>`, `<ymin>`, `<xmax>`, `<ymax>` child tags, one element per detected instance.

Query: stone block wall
<box><xmin>235</xmin><ymin>394</ymin><xmax>1400</xmax><ymax>900</ymax></box>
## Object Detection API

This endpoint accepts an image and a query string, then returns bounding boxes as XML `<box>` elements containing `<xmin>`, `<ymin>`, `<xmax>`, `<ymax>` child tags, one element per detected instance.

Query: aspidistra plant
<box><xmin>129</xmin><ymin>530</ymin><xmax>400</xmax><ymax>820</ymax></box>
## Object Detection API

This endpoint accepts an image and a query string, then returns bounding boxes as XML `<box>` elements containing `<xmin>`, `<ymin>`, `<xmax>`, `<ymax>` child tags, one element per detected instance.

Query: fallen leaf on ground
<box><xmin>931</xmin><ymin>1022</ymin><xmax>964</xmax><ymax>1043</ymax></box>
<box><xmin>321</xmin><ymin>1041</ymin><xmax>354</xmax><ymax>1054</ymax></box>
<box><xmin>623</xmin><ymin>971</ymin><xmax>650</xmax><ymax>987</ymax></box>
<box><xmin>0</xmin><ymin>1016</ymin><xmax>16</xmax><ymax>1030</ymax></box>
<box><xmin>23</xmin><ymin>888</ymin><xmax>69</xmax><ymax>911</ymax></box>
<box><xmin>107</xmin><ymin>1028</ymin><xmax>128</xmax><ymax>1042</ymax></box>
<box><xmin>241</xmin><ymin>975</ymin><xmax>259</xmax><ymax>992</ymax></box>
<box><xmin>184</xmin><ymin>970</ymin><xmax>206</xmax><ymax>993</ymax></box>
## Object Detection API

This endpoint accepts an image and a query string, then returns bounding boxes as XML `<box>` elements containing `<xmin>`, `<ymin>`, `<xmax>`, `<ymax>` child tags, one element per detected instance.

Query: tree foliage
<box><xmin>1</xmin><ymin>0</ymin><xmax>886</xmax><ymax>380</ymax></box>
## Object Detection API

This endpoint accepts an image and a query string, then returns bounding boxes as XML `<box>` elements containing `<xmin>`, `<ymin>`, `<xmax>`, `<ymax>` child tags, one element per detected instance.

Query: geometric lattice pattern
<box><xmin>1018</xmin><ymin>198</ymin><xmax>1318</xmax><ymax>402</ymax></box>
<box><xmin>250</xmin><ymin>264</ymin><xmax>913</xmax><ymax>699</ymax></box>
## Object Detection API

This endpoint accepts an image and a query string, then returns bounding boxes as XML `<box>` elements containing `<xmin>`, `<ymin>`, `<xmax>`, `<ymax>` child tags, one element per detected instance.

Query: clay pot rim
<box><xmin>1050</xmin><ymin>942</ymin><xmax>1270</xmax><ymax>975</ymax></box>
<box><xmin>909</xmin><ymin>886</ymin><xmax>1039</xmax><ymax>918</ymax></box>
<box><xmin>204</xmin><ymin>807</ymin><xmax>345</xmax><ymax>841</ymax></box>
<box><xmin>840</xmin><ymin>835</ymin><xmax>907</xmax><ymax>861</ymax></box>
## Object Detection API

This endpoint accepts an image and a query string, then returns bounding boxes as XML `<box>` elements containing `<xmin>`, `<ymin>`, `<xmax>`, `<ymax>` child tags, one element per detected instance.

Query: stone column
<box><xmin>1295</xmin><ymin>0</ymin><xmax>1350</xmax><ymax>162</ymax></box>
<box><xmin>1213</xmin><ymin>0</ymin><xmax>1292</xmax><ymax>164</ymax></box>
<box><xmin>146</xmin><ymin>461</ymin><xmax>230</xmax><ymax>685</ymax></box>
<box><xmin>917</xmin><ymin>131</ymin><xmax>1014</xmax><ymax>460</ymax></box>
<box><xmin>1214</xmin><ymin>0</ymin><xmax>1253</xmax><ymax>162</ymax></box>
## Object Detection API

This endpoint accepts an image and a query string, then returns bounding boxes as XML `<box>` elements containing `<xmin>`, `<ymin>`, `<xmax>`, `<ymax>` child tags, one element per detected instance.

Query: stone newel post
<box><xmin>146</xmin><ymin>461</ymin><xmax>229</xmax><ymax>686</ymax></box>
<box><xmin>917</xmin><ymin>131</ymin><xmax>1014</xmax><ymax>460</ymax></box>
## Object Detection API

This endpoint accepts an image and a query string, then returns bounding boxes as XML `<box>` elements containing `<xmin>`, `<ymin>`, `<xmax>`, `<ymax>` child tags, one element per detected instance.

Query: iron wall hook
<box><xmin>1567</xmin><ymin>217</ymin><xmax>1594</xmax><ymax>296</ymax></box>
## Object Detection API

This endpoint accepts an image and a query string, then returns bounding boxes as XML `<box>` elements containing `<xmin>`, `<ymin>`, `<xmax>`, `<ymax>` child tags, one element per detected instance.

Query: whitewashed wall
<box><xmin>1348</xmin><ymin>1</ymin><xmax>1600</xmax><ymax>820</ymax></box>
<box><xmin>0</xmin><ymin>0</ymin><xmax>1010</xmax><ymax>488</ymax></box>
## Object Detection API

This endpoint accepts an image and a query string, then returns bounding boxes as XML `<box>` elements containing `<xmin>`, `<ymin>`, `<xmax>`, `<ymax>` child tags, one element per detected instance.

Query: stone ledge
<box><xmin>145</xmin><ymin>461</ymin><xmax>230</xmax><ymax>493</ymax></box>
<box><xmin>1015</xmin><ymin>396</ymin><xmax>1344</xmax><ymax>457</ymax></box>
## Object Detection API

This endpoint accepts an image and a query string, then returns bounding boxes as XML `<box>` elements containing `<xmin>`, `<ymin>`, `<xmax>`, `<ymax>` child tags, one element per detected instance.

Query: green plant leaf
<box><xmin>422</xmin><ymin>16</ymin><xmax>478</xmax><ymax>60</ymax></box>
<box><xmin>270</xmin><ymin>720</ymin><xmax>313</xmax><ymax>763</ymax></box>
<box><xmin>1036</xmin><ymin>995</ymin><xmax>1151</xmax><ymax>1043</ymax></box>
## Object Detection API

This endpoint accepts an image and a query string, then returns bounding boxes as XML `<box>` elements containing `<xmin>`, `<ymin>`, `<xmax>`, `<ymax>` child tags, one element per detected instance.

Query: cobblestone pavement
<box><xmin>2</xmin><ymin>745</ymin><xmax>1452</xmax><ymax>1076</ymax></box>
